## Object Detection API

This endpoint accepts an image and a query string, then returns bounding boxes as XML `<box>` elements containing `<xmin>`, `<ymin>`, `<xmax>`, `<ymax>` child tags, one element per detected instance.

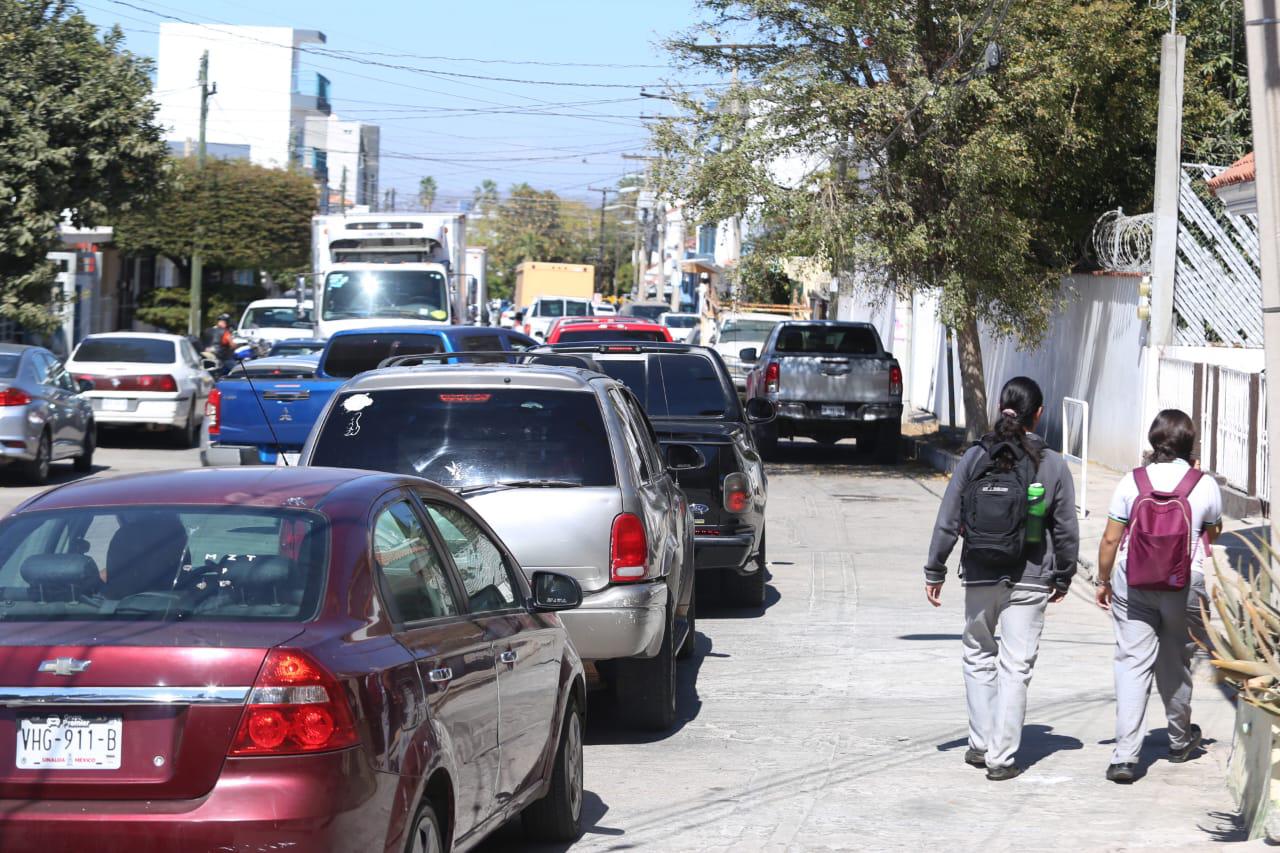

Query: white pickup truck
<box><xmin>521</xmin><ymin>295</ymin><xmax>594</xmax><ymax>340</ymax></box>
<box><xmin>742</xmin><ymin>320</ymin><xmax>904</xmax><ymax>462</ymax></box>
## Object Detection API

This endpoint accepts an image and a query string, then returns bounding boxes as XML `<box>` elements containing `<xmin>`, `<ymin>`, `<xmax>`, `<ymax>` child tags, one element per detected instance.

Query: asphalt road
<box><xmin>0</xmin><ymin>434</ymin><xmax>1244</xmax><ymax>850</ymax></box>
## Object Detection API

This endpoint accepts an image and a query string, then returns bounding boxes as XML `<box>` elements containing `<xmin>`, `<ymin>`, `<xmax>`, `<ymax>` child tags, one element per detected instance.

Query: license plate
<box><xmin>16</xmin><ymin>714</ymin><xmax>122</xmax><ymax>770</ymax></box>
<box><xmin>820</xmin><ymin>405</ymin><xmax>845</xmax><ymax>417</ymax></box>
<box><xmin>102</xmin><ymin>398</ymin><xmax>129</xmax><ymax>412</ymax></box>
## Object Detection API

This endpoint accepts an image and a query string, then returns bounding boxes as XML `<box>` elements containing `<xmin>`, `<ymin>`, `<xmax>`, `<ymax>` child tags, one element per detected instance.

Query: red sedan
<box><xmin>544</xmin><ymin>318</ymin><xmax>673</xmax><ymax>344</ymax></box>
<box><xmin>0</xmin><ymin>467</ymin><xmax>586</xmax><ymax>852</ymax></box>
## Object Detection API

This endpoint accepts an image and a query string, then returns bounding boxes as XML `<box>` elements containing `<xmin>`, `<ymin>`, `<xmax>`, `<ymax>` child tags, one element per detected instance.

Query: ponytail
<box><xmin>990</xmin><ymin>376</ymin><xmax>1043</xmax><ymax>469</ymax></box>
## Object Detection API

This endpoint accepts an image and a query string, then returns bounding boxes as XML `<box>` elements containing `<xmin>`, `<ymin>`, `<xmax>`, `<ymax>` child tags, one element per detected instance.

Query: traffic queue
<box><xmin>0</xmin><ymin>324</ymin><xmax>780</xmax><ymax>852</ymax></box>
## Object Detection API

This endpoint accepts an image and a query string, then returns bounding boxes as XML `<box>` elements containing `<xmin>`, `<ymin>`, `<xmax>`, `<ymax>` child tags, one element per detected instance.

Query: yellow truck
<box><xmin>513</xmin><ymin>262</ymin><xmax>595</xmax><ymax>309</ymax></box>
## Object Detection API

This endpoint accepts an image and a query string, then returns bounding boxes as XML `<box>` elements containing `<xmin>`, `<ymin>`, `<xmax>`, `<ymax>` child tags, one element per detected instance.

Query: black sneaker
<box><xmin>1106</xmin><ymin>762</ymin><xmax>1138</xmax><ymax>784</ymax></box>
<box><xmin>1168</xmin><ymin>724</ymin><xmax>1202</xmax><ymax>764</ymax></box>
<box><xmin>964</xmin><ymin>748</ymin><xmax>986</xmax><ymax>768</ymax></box>
<box><xmin>986</xmin><ymin>765</ymin><xmax>1022</xmax><ymax>782</ymax></box>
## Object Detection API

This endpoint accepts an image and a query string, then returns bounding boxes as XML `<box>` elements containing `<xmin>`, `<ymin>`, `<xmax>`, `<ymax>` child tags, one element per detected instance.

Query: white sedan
<box><xmin>66</xmin><ymin>333</ymin><xmax>215</xmax><ymax>447</ymax></box>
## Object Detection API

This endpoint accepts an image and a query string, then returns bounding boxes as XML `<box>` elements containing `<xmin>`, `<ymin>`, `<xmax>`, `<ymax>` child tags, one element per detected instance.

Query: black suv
<box><xmin>544</xmin><ymin>343</ymin><xmax>775</xmax><ymax>606</ymax></box>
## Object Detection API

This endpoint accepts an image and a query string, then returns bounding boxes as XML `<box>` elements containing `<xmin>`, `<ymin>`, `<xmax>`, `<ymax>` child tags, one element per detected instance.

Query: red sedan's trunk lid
<box><xmin>0</xmin><ymin>622</ymin><xmax>302</xmax><ymax>800</ymax></box>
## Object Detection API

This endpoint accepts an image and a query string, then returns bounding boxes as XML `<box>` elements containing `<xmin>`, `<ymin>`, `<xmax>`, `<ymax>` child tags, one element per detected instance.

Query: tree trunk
<box><xmin>954</xmin><ymin>314</ymin><xmax>989</xmax><ymax>442</ymax></box>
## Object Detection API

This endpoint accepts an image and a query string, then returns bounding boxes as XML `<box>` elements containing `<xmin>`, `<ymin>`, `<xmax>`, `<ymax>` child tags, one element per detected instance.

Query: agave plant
<box><xmin>1203</xmin><ymin>536</ymin><xmax>1280</xmax><ymax>714</ymax></box>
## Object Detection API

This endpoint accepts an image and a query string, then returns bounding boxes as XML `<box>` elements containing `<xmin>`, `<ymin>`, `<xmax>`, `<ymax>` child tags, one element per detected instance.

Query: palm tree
<box><xmin>418</xmin><ymin>176</ymin><xmax>438</xmax><ymax>210</ymax></box>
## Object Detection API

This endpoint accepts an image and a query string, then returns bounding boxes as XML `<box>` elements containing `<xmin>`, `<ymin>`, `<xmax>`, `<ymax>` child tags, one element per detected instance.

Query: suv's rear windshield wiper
<box><xmin>456</xmin><ymin>479</ymin><xmax>582</xmax><ymax>496</ymax></box>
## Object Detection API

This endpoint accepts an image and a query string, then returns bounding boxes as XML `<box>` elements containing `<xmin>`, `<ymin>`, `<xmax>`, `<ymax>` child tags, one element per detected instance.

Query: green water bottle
<box><xmin>1026</xmin><ymin>483</ymin><xmax>1047</xmax><ymax>544</ymax></box>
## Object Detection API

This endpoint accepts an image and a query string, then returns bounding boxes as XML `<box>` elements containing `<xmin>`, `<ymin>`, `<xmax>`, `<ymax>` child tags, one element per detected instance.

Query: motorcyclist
<box><xmin>204</xmin><ymin>313</ymin><xmax>236</xmax><ymax>375</ymax></box>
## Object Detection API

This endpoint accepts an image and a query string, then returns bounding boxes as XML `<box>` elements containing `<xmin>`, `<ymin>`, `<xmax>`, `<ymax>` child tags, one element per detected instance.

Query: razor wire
<box><xmin>1091</xmin><ymin>208</ymin><xmax>1154</xmax><ymax>273</ymax></box>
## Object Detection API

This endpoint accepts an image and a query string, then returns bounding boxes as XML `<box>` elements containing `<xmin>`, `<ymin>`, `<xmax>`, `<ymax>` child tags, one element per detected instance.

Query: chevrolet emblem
<box><xmin>38</xmin><ymin>658</ymin><xmax>91</xmax><ymax>676</ymax></box>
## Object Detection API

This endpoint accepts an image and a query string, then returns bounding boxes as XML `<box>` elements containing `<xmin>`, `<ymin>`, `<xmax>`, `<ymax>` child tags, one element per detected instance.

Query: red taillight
<box><xmin>205</xmin><ymin>387</ymin><xmax>221</xmax><ymax>437</ymax></box>
<box><xmin>764</xmin><ymin>362</ymin><xmax>780</xmax><ymax>393</ymax></box>
<box><xmin>82</xmin><ymin>374</ymin><xmax>179</xmax><ymax>392</ymax></box>
<box><xmin>724</xmin><ymin>472</ymin><xmax>751</xmax><ymax>514</ymax></box>
<box><xmin>0</xmin><ymin>388</ymin><xmax>31</xmax><ymax>407</ymax></box>
<box><xmin>889</xmin><ymin>364</ymin><xmax>903</xmax><ymax>397</ymax></box>
<box><xmin>610</xmin><ymin>513</ymin><xmax>647</xmax><ymax>583</ymax></box>
<box><xmin>228</xmin><ymin>649</ymin><xmax>359</xmax><ymax>756</ymax></box>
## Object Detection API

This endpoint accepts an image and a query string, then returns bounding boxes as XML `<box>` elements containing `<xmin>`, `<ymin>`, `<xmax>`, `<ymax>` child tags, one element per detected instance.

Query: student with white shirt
<box><xmin>1095</xmin><ymin>409</ymin><xmax>1222</xmax><ymax>784</ymax></box>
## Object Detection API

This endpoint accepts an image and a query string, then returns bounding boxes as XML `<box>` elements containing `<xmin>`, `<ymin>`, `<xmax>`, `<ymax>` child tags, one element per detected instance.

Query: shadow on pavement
<box><xmin>96</xmin><ymin>427</ymin><xmax>188</xmax><ymax>451</ymax></box>
<box><xmin>1096</xmin><ymin>727</ymin><xmax>1217</xmax><ymax>778</ymax></box>
<box><xmin>475</xmin><ymin>790</ymin><xmax>619</xmax><ymax>851</ymax></box>
<box><xmin>585</xmin><ymin>631</ymin><xmax>711</xmax><ymax>747</ymax></box>
<box><xmin>1198</xmin><ymin>810</ymin><xmax>1249</xmax><ymax>842</ymax></box>
<box><xmin>763</xmin><ymin>438</ymin><xmax>927</xmax><ymax>477</ymax></box>
<box><xmin>899</xmin><ymin>633</ymin><xmax>963</xmax><ymax>641</ymax></box>
<box><xmin>1214</xmin><ymin>525</ymin><xmax>1270</xmax><ymax>583</ymax></box>
<box><xmin>935</xmin><ymin>725</ymin><xmax>1083</xmax><ymax>770</ymax></box>
<box><xmin>694</xmin><ymin>570</ymin><xmax>781</xmax><ymax>619</ymax></box>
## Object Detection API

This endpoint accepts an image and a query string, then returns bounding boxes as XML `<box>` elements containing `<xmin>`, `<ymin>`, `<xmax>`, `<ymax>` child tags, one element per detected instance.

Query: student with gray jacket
<box><xmin>924</xmin><ymin>377</ymin><xmax>1080</xmax><ymax>781</ymax></box>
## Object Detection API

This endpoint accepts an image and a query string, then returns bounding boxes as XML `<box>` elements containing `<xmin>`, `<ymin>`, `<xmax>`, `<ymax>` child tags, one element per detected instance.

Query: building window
<box><xmin>697</xmin><ymin>224</ymin><xmax>716</xmax><ymax>257</ymax></box>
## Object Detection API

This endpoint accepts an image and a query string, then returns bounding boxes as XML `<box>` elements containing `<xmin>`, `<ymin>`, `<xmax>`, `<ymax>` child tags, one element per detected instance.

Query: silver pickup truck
<box><xmin>741</xmin><ymin>320</ymin><xmax>903</xmax><ymax>462</ymax></box>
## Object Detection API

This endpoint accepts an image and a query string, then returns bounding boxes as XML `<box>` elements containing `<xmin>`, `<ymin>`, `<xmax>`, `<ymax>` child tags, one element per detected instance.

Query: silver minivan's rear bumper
<box><xmin>560</xmin><ymin>580</ymin><xmax>668</xmax><ymax>662</ymax></box>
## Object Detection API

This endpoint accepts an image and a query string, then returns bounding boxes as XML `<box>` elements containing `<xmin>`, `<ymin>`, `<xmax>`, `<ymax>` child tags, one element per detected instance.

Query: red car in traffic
<box><xmin>544</xmin><ymin>318</ymin><xmax>673</xmax><ymax>344</ymax></box>
<box><xmin>0</xmin><ymin>467</ymin><xmax>586</xmax><ymax>852</ymax></box>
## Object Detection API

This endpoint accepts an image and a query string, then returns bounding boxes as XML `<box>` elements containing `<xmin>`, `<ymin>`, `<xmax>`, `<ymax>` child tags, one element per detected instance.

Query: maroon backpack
<box><xmin>1124</xmin><ymin>467</ymin><xmax>1202</xmax><ymax>591</ymax></box>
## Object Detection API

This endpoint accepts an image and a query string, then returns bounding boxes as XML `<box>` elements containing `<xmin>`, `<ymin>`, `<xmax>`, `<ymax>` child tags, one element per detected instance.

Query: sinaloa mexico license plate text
<box><xmin>17</xmin><ymin>715</ymin><xmax>122</xmax><ymax>769</ymax></box>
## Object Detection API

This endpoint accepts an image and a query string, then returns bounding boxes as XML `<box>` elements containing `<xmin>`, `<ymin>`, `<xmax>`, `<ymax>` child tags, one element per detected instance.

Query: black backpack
<box><xmin>960</xmin><ymin>438</ymin><xmax>1038</xmax><ymax>568</ymax></box>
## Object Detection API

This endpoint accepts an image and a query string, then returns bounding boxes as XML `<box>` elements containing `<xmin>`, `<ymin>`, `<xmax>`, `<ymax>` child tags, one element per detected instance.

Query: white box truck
<box><xmin>310</xmin><ymin>212</ymin><xmax>466</xmax><ymax>339</ymax></box>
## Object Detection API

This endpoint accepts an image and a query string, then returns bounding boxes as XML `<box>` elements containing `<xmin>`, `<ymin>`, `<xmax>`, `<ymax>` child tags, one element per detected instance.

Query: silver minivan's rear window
<box><xmin>73</xmin><ymin>338</ymin><xmax>175</xmax><ymax>364</ymax></box>
<box><xmin>312</xmin><ymin>388</ymin><xmax>617</xmax><ymax>488</ymax></box>
<box><xmin>0</xmin><ymin>507</ymin><xmax>327</xmax><ymax>622</ymax></box>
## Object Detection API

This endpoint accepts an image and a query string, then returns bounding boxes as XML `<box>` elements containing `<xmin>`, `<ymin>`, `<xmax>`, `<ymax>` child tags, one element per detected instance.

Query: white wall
<box><xmin>156</xmin><ymin>24</ymin><xmax>312</xmax><ymax>169</ymax></box>
<box><xmin>909</xmin><ymin>274</ymin><xmax>1147</xmax><ymax>470</ymax></box>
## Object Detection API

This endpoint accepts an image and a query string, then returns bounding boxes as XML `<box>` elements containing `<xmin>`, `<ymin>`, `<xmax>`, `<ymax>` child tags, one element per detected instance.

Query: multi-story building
<box><xmin>154</xmin><ymin>23</ymin><xmax>379</xmax><ymax>207</ymax></box>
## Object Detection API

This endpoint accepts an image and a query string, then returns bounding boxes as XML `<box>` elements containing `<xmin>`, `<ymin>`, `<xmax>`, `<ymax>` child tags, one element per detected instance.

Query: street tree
<box><xmin>418</xmin><ymin>176</ymin><xmax>438</xmax><ymax>210</ymax></box>
<box><xmin>0</xmin><ymin>0</ymin><xmax>168</xmax><ymax>331</ymax></box>
<box><xmin>113</xmin><ymin>156</ymin><xmax>316</xmax><ymax>330</ymax></box>
<box><xmin>653</xmin><ymin>0</ymin><xmax>1243</xmax><ymax>437</ymax></box>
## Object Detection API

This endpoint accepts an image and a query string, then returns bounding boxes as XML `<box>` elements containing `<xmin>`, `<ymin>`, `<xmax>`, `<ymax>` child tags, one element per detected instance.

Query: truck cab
<box><xmin>315</xmin><ymin>263</ymin><xmax>452</xmax><ymax>339</ymax></box>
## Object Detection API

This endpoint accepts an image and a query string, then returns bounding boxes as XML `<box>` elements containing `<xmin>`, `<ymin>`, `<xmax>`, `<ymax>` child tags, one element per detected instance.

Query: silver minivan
<box><xmin>299</xmin><ymin>359</ymin><xmax>697</xmax><ymax>730</ymax></box>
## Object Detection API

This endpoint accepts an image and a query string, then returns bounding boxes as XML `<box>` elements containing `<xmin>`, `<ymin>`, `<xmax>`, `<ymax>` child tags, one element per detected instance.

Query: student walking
<box><xmin>924</xmin><ymin>377</ymin><xmax>1080</xmax><ymax>781</ymax></box>
<box><xmin>1095</xmin><ymin>409</ymin><xmax>1222</xmax><ymax>784</ymax></box>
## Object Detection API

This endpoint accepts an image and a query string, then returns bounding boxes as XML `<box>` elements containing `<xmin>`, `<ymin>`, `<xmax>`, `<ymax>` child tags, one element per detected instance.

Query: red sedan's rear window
<box><xmin>0</xmin><ymin>507</ymin><xmax>328</xmax><ymax>622</ymax></box>
<box><xmin>556</xmin><ymin>329</ymin><xmax>669</xmax><ymax>343</ymax></box>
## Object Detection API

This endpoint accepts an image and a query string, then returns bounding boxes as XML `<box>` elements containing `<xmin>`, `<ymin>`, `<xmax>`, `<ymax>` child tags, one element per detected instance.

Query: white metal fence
<box><xmin>1157</xmin><ymin>357</ymin><xmax>1267</xmax><ymax>506</ymax></box>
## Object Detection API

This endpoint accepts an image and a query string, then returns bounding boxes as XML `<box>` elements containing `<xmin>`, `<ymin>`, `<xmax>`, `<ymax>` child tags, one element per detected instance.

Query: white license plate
<box><xmin>16</xmin><ymin>714</ymin><xmax>122</xmax><ymax>770</ymax></box>
<box><xmin>820</xmin><ymin>405</ymin><xmax>845</xmax><ymax>417</ymax></box>
<box><xmin>102</xmin><ymin>398</ymin><xmax>129</xmax><ymax>412</ymax></box>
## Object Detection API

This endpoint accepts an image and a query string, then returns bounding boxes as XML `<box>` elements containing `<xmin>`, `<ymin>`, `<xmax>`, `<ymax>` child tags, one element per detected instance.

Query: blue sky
<box><xmin>75</xmin><ymin>0</ymin><xmax>724</xmax><ymax>206</ymax></box>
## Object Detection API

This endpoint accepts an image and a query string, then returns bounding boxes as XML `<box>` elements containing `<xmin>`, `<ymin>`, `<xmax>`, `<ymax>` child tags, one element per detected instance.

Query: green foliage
<box><xmin>0</xmin><ymin>0</ymin><xmax>168</xmax><ymax>331</ymax></box>
<box><xmin>653</xmin><ymin>0</ymin><xmax>1249</xmax><ymax>430</ymax></box>
<box><xmin>135</xmin><ymin>286</ymin><xmax>240</xmax><ymax>335</ymax></box>
<box><xmin>734</xmin><ymin>253</ymin><xmax>797</xmax><ymax>304</ymax></box>
<box><xmin>114</xmin><ymin>156</ymin><xmax>316</xmax><ymax>284</ymax></box>
<box><xmin>418</xmin><ymin>176</ymin><xmax>437</xmax><ymax>210</ymax></box>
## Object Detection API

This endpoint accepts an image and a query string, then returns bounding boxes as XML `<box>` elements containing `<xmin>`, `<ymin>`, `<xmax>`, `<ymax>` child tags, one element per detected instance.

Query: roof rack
<box><xmin>378</xmin><ymin>351</ymin><xmax>601</xmax><ymax>371</ymax></box>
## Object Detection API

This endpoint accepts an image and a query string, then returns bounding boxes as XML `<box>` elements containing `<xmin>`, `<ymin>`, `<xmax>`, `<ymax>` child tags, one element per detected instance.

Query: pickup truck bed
<box><xmin>202</xmin><ymin>326</ymin><xmax>535</xmax><ymax>466</ymax></box>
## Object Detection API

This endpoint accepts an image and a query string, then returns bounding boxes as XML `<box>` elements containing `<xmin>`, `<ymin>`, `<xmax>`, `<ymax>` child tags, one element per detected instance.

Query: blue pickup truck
<box><xmin>201</xmin><ymin>326</ymin><xmax>535</xmax><ymax>465</ymax></box>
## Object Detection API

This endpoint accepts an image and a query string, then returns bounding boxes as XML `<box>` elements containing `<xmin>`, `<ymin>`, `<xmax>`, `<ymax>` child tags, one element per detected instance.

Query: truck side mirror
<box><xmin>739</xmin><ymin>347</ymin><xmax>759</xmax><ymax>363</ymax></box>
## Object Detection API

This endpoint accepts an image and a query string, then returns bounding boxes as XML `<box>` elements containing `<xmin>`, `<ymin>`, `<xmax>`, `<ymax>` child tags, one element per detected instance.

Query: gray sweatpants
<box><xmin>962</xmin><ymin>583</ymin><xmax>1051</xmax><ymax>769</ymax></box>
<box><xmin>1109</xmin><ymin>570</ymin><xmax>1206</xmax><ymax>763</ymax></box>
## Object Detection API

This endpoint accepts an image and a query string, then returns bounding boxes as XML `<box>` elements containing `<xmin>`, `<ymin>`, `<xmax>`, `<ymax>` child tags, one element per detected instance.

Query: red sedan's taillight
<box><xmin>228</xmin><ymin>649</ymin><xmax>359</xmax><ymax>756</ymax></box>
<box><xmin>723</xmin><ymin>472</ymin><xmax>751</xmax><ymax>514</ymax></box>
<box><xmin>0</xmin><ymin>388</ymin><xmax>32</xmax><ymax>407</ymax></box>
<box><xmin>205</xmin><ymin>387</ymin><xmax>221</xmax><ymax>437</ymax></box>
<box><xmin>764</xmin><ymin>362</ymin><xmax>780</xmax><ymax>394</ymax></box>
<box><xmin>889</xmin><ymin>364</ymin><xmax>903</xmax><ymax>397</ymax></box>
<box><xmin>610</xmin><ymin>513</ymin><xmax>647</xmax><ymax>583</ymax></box>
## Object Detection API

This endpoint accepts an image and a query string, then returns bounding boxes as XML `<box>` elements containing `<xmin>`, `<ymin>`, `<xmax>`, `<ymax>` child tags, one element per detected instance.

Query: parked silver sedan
<box><xmin>0</xmin><ymin>344</ymin><xmax>95</xmax><ymax>484</ymax></box>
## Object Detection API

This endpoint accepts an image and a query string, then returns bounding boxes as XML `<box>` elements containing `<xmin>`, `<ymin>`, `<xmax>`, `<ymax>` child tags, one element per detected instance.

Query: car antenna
<box><xmin>231</xmin><ymin>350</ymin><xmax>291</xmax><ymax>466</ymax></box>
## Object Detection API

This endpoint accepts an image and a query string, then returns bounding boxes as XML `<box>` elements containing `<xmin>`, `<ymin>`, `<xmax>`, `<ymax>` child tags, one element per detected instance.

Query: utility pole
<box><xmin>390</xmin><ymin>187</ymin><xmax>396</xmax><ymax>212</ymax></box>
<box><xmin>189</xmin><ymin>50</ymin><xmax>216</xmax><ymax>338</ymax></box>
<box><xmin>1243</xmin><ymin>0</ymin><xmax>1280</xmax><ymax>541</ymax></box>
<box><xmin>338</xmin><ymin>166</ymin><xmax>348</xmax><ymax>214</ymax></box>
<box><xmin>588</xmin><ymin>186</ymin><xmax>612</xmax><ymax>294</ymax></box>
